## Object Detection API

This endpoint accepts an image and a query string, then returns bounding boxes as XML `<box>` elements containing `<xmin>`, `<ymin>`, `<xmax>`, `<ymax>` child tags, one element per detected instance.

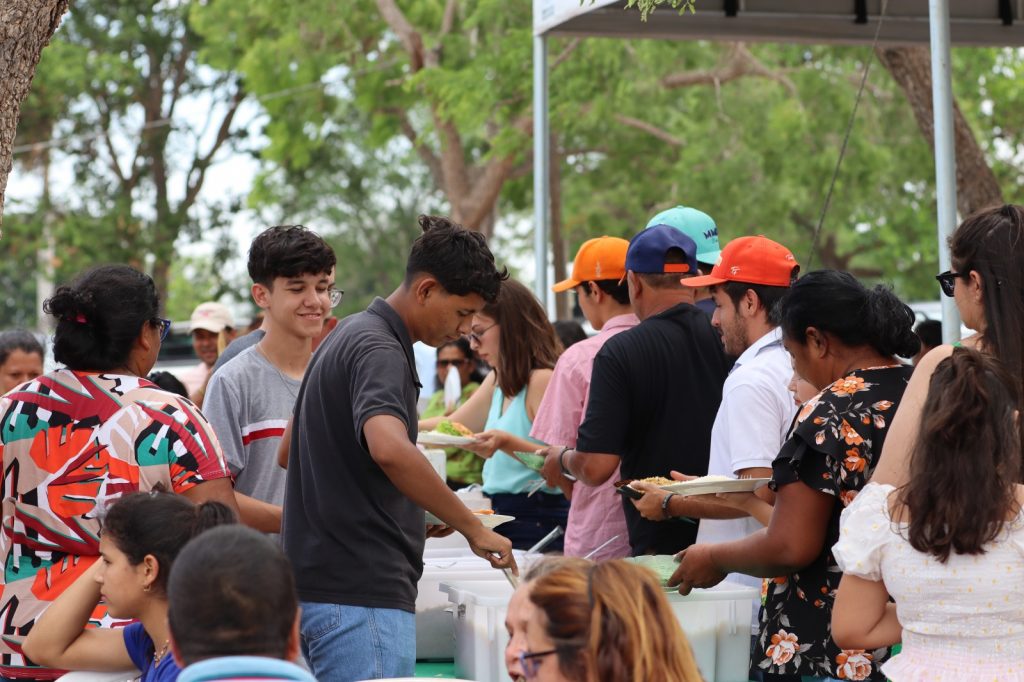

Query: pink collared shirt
<box><xmin>530</xmin><ymin>313</ymin><xmax>638</xmax><ymax>560</ymax></box>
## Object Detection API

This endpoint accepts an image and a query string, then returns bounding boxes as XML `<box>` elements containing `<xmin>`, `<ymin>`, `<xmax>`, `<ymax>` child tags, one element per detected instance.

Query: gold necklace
<box><xmin>153</xmin><ymin>639</ymin><xmax>170</xmax><ymax>667</ymax></box>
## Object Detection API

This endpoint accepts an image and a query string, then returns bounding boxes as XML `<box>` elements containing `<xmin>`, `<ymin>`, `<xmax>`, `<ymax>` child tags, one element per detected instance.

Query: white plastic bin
<box><xmin>417</xmin><ymin>550</ymin><xmax>537</xmax><ymax>661</ymax></box>
<box><xmin>439</xmin><ymin>578</ymin><xmax>757</xmax><ymax>682</ymax></box>
<box><xmin>439</xmin><ymin>580</ymin><xmax>514</xmax><ymax>682</ymax></box>
<box><xmin>666</xmin><ymin>581</ymin><xmax>759</xmax><ymax>682</ymax></box>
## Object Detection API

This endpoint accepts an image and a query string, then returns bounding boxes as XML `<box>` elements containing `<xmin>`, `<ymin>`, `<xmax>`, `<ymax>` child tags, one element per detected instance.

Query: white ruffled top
<box><xmin>834</xmin><ymin>482</ymin><xmax>1024</xmax><ymax>682</ymax></box>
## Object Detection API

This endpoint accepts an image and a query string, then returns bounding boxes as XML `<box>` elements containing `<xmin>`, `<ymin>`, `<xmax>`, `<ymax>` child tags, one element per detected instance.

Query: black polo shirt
<box><xmin>576</xmin><ymin>302</ymin><xmax>729</xmax><ymax>556</ymax></box>
<box><xmin>282</xmin><ymin>297</ymin><xmax>424</xmax><ymax>612</ymax></box>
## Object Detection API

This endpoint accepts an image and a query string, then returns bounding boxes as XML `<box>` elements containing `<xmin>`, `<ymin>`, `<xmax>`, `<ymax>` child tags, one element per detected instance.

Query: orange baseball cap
<box><xmin>552</xmin><ymin>236</ymin><xmax>630</xmax><ymax>292</ymax></box>
<box><xmin>682</xmin><ymin>235</ymin><xmax>799</xmax><ymax>288</ymax></box>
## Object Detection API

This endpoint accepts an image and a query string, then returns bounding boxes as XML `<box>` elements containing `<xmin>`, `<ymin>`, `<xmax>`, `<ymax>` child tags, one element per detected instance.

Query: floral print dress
<box><xmin>755</xmin><ymin>365</ymin><xmax>914</xmax><ymax>681</ymax></box>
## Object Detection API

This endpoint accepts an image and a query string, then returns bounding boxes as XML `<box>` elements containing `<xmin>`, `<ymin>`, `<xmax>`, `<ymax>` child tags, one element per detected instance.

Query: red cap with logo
<box><xmin>681</xmin><ymin>235</ymin><xmax>798</xmax><ymax>288</ymax></box>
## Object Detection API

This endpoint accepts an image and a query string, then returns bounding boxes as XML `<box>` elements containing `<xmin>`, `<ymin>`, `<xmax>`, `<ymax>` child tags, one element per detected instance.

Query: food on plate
<box><xmin>436</xmin><ymin>420</ymin><xmax>473</xmax><ymax>437</ymax></box>
<box><xmin>473</xmin><ymin>509</ymin><xmax>495</xmax><ymax>515</ymax></box>
<box><xmin>682</xmin><ymin>474</ymin><xmax>732</xmax><ymax>484</ymax></box>
<box><xmin>632</xmin><ymin>475</ymin><xmax>676</xmax><ymax>487</ymax></box>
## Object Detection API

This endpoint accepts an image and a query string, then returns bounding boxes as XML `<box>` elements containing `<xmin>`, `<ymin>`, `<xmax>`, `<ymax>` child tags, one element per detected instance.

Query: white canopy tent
<box><xmin>532</xmin><ymin>0</ymin><xmax>1024</xmax><ymax>343</ymax></box>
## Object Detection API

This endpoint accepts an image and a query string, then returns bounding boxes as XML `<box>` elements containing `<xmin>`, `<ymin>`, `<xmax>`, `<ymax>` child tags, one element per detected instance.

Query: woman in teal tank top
<box><xmin>419</xmin><ymin>279</ymin><xmax>569</xmax><ymax>549</ymax></box>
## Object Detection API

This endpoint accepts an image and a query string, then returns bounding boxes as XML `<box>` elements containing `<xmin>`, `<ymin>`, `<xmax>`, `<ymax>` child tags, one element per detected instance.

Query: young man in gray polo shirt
<box><xmin>204</xmin><ymin>226</ymin><xmax>337</xmax><ymax>522</ymax></box>
<box><xmin>282</xmin><ymin>216</ymin><xmax>516</xmax><ymax>682</ymax></box>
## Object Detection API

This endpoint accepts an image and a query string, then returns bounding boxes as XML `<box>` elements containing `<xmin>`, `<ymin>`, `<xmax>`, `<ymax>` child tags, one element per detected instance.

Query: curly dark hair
<box><xmin>43</xmin><ymin>265</ymin><xmax>160</xmax><ymax>371</ymax></box>
<box><xmin>248</xmin><ymin>225</ymin><xmax>337</xmax><ymax>287</ymax></box>
<box><xmin>780</xmin><ymin>270</ymin><xmax>920</xmax><ymax>359</ymax></box>
<box><xmin>405</xmin><ymin>215</ymin><xmax>508</xmax><ymax>303</ymax></box>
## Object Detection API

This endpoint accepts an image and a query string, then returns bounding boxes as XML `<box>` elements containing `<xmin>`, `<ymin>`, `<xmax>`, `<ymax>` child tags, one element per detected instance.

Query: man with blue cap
<box><xmin>646</xmin><ymin>205</ymin><xmax>721</xmax><ymax>317</ymax></box>
<box><xmin>544</xmin><ymin>225</ymin><xmax>731</xmax><ymax>556</ymax></box>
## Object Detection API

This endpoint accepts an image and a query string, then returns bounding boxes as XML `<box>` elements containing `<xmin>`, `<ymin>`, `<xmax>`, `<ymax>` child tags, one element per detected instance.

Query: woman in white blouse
<box><xmin>832</xmin><ymin>347</ymin><xmax>1024</xmax><ymax>681</ymax></box>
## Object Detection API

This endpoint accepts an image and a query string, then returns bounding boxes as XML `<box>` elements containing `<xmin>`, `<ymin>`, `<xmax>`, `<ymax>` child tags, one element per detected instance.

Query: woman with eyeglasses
<box><xmin>0</xmin><ymin>265</ymin><xmax>240</xmax><ymax>681</ymax></box>
<box><xmin>420</xmin><ymin>279</ymin><xmax>567</xmax><ymax>549</ymax></box>
<box><xmin>506</xmin><ymin>557</ymin><xmax>702</xmax><ymax>682</ymax></box>
<box><xmin>873</xmin><ymin>204</ymin><xmax>1024</xmax><ymax>489</ymax></box>
<box><xmin>420</xmin><ymin>337</ymin><xmax>487</xmax><ymax>488</ymax></box>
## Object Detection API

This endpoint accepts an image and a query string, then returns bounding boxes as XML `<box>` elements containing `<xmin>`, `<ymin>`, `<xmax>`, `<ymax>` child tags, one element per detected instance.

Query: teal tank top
<box><xmin>480</xmin><ymin>385</ymin><xmax>556</xmax><ymax>495</ymax></box>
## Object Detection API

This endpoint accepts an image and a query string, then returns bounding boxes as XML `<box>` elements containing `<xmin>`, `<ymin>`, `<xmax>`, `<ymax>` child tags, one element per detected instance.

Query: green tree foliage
<box><xmin>8</xmin><ymin>0</ymin><xmax>1020</xmax><ymax>326</ymax></box>
<box><xmin>10</xmin><ymin>0</ymin><xmax>247</xmax><ymax>307</ymax></box>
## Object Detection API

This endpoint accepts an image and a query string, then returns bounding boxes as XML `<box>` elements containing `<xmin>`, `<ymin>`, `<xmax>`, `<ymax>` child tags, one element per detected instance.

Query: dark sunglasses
<box><xmin>436</xmin><ymin>359</ymin><xmax>467</xmax><ymax>368</ymax></box>
<box><xmin>935</xmin><ymin>270</ymin><xmax>966</xmax><ymax>298</ymax></box>
<box><xmin>153</xmin><ymin>317</ymin><xmax>172</xmax><ymax>342</ymax></box>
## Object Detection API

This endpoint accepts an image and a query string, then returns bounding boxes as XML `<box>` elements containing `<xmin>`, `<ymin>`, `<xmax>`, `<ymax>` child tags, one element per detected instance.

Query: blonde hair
<box><xmin>528</xmin><ymin>559</ymin><xmax>702</xmax><ymax>682</ymax></box>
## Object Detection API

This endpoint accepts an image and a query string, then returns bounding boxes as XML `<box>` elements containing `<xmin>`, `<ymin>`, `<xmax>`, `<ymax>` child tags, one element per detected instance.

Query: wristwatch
<box><xmin>661</xmin><ymin>492</ymin><xmax>677</xmax><ymax>520</ymax></box>
<box><xmin>558</xmin><ymin>447</ymin><xmax>573</xmax><ymax>477</ymax></box>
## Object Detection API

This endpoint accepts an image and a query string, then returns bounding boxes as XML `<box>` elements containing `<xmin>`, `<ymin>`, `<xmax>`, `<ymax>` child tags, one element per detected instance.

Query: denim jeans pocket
<box><xmin>300</xmin><ymin>601</ymin><xmax>343</xmax><ymax>642</ymax></box>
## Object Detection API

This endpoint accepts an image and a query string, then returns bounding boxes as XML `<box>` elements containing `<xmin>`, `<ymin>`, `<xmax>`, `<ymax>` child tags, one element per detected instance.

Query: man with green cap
<box><xmin>646</xmin><ymin>205</ymin><xmax>721</xmax><ymax>317</ymax></box>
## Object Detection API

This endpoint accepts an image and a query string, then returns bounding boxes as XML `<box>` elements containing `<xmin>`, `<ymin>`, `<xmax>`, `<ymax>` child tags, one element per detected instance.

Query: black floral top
<box><xmin>756</xmin><ymin>365</ymin><xmax>914</xmax><ymax>681</ymax></box>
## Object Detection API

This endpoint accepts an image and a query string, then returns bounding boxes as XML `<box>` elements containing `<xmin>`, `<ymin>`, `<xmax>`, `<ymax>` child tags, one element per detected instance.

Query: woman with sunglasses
<box><xmin>507</xmin><ymin>557</ymin><xmax>702</xmax><ymax>681</ymax></box>
<box><xmin>420</xmin><ymin>279</ymin><xmax>567</xmax><ymax>549</ymax></box>
<box><xmin>873</xmin><ymin>204</ymin><xmax>1024</xmax><ymax>489</ymax></box>
<box><xmin>0</xmin><ymin>265</ymin><xmax>240</xmax><ymax>681</ymax></box>
<box><xmin>420</xmin><ymin>337</ymin><xmax>487</xmax><ymax>488</ymax></box>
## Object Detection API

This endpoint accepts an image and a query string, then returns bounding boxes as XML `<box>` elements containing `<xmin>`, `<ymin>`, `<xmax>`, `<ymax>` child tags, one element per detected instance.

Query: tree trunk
<box><xmin>876</xmin><ymin>45</ymin><xmax>1004</xmax><ymax>216</ymax></box>
<box><xmin>550</xmin><ymin>134</ymin><xmax>570</xmax><ymax>320</ymax></box>
<box><xmin>0</xmin><ymin>0</ymin><xmax>69</xmax><ymax>224</ymax></box>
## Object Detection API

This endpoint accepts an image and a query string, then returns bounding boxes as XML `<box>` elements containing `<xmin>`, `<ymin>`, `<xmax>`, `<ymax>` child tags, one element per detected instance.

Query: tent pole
<box><xmin>533</xmin><ymin>34</ymin><xmax>550</xmax><ymax>311</ymax></box>
<box><xmin>929</xmin><ymin>0</ymin><xmax>962</xmax><ymax>343</ymax></box>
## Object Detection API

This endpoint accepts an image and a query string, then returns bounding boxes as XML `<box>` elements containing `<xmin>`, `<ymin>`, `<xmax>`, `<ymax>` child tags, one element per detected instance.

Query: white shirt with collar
<box><xmin>695</xmin><ymin>326</ymin><xmax>797</xmax><ymax>588</ymax></box>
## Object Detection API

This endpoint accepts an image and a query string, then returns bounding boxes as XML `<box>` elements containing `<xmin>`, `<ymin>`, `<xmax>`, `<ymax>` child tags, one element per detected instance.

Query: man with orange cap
<box><xmin>532</xmin><ymin>237</ymin><xmax>637</xmax><ymax>561</ymax></box>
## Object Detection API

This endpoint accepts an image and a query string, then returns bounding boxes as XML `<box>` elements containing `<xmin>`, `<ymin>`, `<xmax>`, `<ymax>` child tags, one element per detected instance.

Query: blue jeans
<box><xmin>300</xmin><ymin>601</ymin><xmax>415</xmax><ymax>681</ymax></box>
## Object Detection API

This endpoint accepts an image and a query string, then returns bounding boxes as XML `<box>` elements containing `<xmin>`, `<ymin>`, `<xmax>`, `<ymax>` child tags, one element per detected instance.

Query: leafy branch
<box><xmin>623</xmin><ymin>0</ymin><xmax>697</xmax><ymax>21</ymax></box>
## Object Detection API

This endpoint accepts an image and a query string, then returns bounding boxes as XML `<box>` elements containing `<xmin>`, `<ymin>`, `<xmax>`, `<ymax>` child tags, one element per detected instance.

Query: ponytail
<box><xmin>864</xmin><ymin>285</ymin><xmax>920</xmax><ymax>358</ymax></box>
<box><xmin>102</xmin><ymin>491</ymin><xmax>238</xmax><ymax>595</ymax></box>
<box><xmin>194</xmin><ymin>500</ymin><xmax>237</xmax><ymax>535</ymax></box>
<box><xmin>898</xmin><ymin>348</ymin><xmax>1021</xmax><ymax>562</ymax></box>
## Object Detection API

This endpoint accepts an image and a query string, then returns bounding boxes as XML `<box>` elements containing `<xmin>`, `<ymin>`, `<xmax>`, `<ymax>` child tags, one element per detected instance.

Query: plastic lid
<box><xmin>440</xmin><ymin>580</ymin><xmax>515</xmax><ymax>606</ymax></box>
<box><xmin>664</xmin><ymin>580</ymin><xmax>759</xmax><ymax>602</ymax></box>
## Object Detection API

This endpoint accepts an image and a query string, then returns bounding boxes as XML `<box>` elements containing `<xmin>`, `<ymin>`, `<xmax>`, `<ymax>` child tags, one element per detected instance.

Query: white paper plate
<box><xmin>661</xmin><ymin>477</ymin><xmax>771</xmax><ymax>497</ymax></box>
<box><xmin>417</xmin><ymin>431</ymin><xmax>475</xmax><ymax>446</ymax></box>
<box><xmin>425</xmin><ymin>512</ymin><xmax>515</xmax><ymax>529</ymax></box>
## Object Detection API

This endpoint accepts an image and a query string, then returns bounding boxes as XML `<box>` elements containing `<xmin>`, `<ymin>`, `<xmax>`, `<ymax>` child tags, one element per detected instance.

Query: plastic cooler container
<box><xmin>667</xmin><ymin>581</ymin><xmax>758</xmax><ymax>682</ymax></box>
<box><xmin>417</xmin><ymin>550</ymin><xmax>538</xmax><ymax>661</ymax></box>
<box><xmin>439</xmin><ymin>580</ymin><xmax>514</xmax><ymax>682</ymax></box>
<box><xmin>439</xmin><ymin>579</ymin><xmax>757</xmax><ymax>682</ymax></box>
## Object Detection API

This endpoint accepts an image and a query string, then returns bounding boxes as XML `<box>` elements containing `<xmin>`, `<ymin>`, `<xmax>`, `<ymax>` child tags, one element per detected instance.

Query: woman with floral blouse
<box><xmin>671</xmin><ymin>270</ymin><xmax>920</xmax><ymax>682</ymax></box>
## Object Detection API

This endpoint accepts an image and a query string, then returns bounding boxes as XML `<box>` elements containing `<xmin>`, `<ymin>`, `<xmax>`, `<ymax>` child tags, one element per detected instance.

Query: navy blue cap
<box><xmin>625</xmin><ymin>224</ymin><xmax>699</xmax><ymax>276</ymax></box>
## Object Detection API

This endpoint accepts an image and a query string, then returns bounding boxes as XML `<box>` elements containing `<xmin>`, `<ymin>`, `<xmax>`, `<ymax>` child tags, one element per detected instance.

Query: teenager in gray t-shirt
<box><xmin>204</xmin><ymin>345</ymin><xmax>298</xmax><ymax>505</ymax></box>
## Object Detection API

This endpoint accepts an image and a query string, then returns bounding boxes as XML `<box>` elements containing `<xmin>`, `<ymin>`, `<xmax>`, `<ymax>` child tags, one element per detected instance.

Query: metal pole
<box><xmin>533</xmin><ymin>34</ymin><xmax>550</xmax><ymax>310</ymax></box>
<box><xmin>928</xmin><ymin>0</ymin><xmax>962</xmax><ymax>344</ymax></box>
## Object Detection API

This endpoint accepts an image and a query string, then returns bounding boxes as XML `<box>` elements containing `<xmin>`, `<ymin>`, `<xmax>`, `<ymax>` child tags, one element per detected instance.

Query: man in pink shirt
<box><xmin>532</xmin><ymin>237</ymin><xmax>637</xmax><ymax>560</ymax></box>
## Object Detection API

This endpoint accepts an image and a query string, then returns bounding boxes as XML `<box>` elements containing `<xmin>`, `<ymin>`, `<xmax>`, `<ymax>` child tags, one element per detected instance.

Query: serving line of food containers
<box><xmin>414</xmin><ymin>446</ymin><xmax>759</xmax><ymax>682</ymax></box>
